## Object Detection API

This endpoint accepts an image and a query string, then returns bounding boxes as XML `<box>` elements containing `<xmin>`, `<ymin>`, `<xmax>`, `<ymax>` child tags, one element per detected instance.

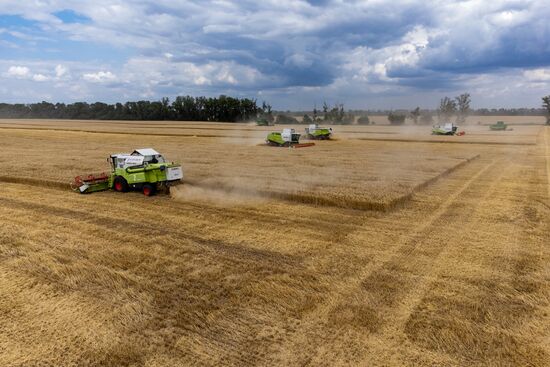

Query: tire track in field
<box><xmin>0</xmin><ymin>196</ymin><xmax>302</xmax><ymax>271</ymax></box>
<box><xmin>0</xmin><ymin>183</ymin><xmax>367</xmax><ymax>248</ymax></box>
<box><xmin>353</xmin><ymin>136</ymin><xmax>535</xmax><ymax>146</ymax></box>
<box><xmin>0</xmin><ymin>195</ymin><xmax>322</xmax><ymax>366</ymax></box>
<box><xmin>274</xmin><ymin>157</ymin><xmax>498</xmax><ymax>365</ymax></box>
<box><xmin>356</xmin><ymin>156</ymin><xmax>516</xmax><ymax>366</ymax></box>
<box><xmin>390</xmin><ymin>144</ymin><xmax>550</xmax><ymax>366</ymax></box>
<box><xmin>322</xmin><ymin>157</ymin><xmax>505</xmax><ymax>365</ymax></box>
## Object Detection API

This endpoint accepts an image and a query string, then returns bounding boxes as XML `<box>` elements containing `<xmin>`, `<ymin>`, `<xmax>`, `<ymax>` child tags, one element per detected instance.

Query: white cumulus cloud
<box><xmin>55</xmin><ymin>64</ymin><xmax>68</xmax><ymax>78</ymax></box>
<box><xmin>32</xmin><ymin>73</ymin><xmax>49</xmax><ymax>82</ymax></box>
<box><xmin>82</xmin><ymin>71</ymin><xmax>117</xmax><ymax>83</ymax></box>
<box><xmin>7</xmin><ymin>65</ymin><xmax>30</xmax><ymax>78</ymax></box>
<box><xmin>524</xmin><ymin>68</ymin><xmax>550</xmax><ymax>82</ymax></box>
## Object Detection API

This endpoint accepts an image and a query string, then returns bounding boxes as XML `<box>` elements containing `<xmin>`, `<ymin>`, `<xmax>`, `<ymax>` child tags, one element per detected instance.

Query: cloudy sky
<box><xmin>0</xmin><ymin>0</ymin><xmax>549</xmax><ymax>109</ymax></box>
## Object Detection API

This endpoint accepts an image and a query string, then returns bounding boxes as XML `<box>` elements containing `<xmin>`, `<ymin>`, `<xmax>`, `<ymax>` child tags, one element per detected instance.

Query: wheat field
<box><xmin>0</xmin><ymin>118</ymin><xmax>548</xmax><ymax>366</ymax></box>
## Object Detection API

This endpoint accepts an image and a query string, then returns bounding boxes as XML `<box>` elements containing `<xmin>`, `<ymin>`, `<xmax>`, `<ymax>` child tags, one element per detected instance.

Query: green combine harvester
<box><xmin>489</xmin><ymin>121</ymin><xmax>507</xmax><ymax>131</ymax></box>
<box><xmin>266</xmin><ymin>128</ymin><xmax>301</xmax><ymax>146</ymax></box>
<box><xmin>304</xmin><ymin>124</ymin><xmax>333</xmax><ymax>140</ymax></box>
<box><xmin>432</xmin><ymin>122</ymin><xmax>459</xmax><ymax>135</ymax></box>
<box><xmin>265</xmin><ymin>128</ymin><xmax>315</xmax><ymax>148</ymax></box>
<box><xmin>71</xmin><ymin>148</ymin><xmax>183</xmax><ymax>196</ymax></box>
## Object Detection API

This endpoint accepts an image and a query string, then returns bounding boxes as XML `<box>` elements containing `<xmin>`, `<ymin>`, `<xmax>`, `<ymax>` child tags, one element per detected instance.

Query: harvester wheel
<box><xmin>113</xmin><ymin>176</ymin><xmax>129</xmax><ymax>192</ymax></box>
<box><xmin>142</xmin><ymin>184</ymin><xmax>155</xmax><ymax>197</ymax></box>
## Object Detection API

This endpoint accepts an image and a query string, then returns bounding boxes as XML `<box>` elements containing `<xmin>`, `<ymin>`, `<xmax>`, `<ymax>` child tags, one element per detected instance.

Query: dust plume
<box><xmin>170</xmin><ymin>183</ymin><xmax>267</xmax><ymax>206</ymax></box>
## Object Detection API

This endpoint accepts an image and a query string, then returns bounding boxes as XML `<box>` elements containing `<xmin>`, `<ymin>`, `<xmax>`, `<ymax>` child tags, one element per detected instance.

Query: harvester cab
<box><xmin>432</xmin><ymin>122</ymin><xmax>458</xmax><ymax>135</ymax></box>
<box><xmin>282</xmin><ymin>128</ymin><xmax>300</xmax><ymax>143</ymax></box>
<box><xmin>110</xmin><ymin>149</ymin><xmax>165</xmax><ymax>170</ymax></box>
<box><xmin>305</xmin><ymin>124</ymin><xmax>332</xmax><ymax>140</ymax></box>
<box><xmin>72</xmin><ymin>148</ymin><xmax>183</xmax><ymax>196</ymax></box>
<box><xmin>266</xmin><ymin>128</ymin><xmax>301</xmax><ymax>147</ymax></box>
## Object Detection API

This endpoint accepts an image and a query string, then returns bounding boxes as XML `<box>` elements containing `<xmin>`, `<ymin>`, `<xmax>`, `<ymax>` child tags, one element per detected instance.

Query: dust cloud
<box><xmin>170</xmin><ymin>183</ymin><xmax>267</xmax><ymax>206</ymax></box>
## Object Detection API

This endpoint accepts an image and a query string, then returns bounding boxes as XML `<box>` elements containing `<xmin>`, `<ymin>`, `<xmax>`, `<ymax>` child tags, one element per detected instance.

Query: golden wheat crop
<box><xmin>0</xmin><ymin>122</ymin><xmax>485</xmax><ymax>209</ymax></box>
<box><xmin>0</xmin><ymin>119</ymin><xmax>548</xmax><ymax>366</ymax></box>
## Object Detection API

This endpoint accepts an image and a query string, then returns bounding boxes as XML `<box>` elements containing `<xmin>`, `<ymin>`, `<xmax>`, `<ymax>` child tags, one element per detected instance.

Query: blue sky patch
<box><xmin>0</xmin><ymin>14</ymin><xmax>38</xmax><ymax>28</ymax></box>
<box><xmin>53</xmin><ymin>10</ymin><xmax>91</xmax><ymax>24</ymax></box>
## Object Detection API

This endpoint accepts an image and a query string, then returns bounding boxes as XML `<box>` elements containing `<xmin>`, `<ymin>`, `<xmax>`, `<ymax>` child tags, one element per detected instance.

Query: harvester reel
<box><xmin>70</xmin><ymin>176</ymin><xmax>84</xmax><ymax>191</ymax></box>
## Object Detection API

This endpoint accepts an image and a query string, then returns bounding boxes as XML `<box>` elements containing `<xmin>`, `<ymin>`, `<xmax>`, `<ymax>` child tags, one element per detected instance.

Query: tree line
<box><xmin>0</xmin><ymin>95</ymin><xmax>260</xmax><ymax>122</ymax></box>
<box><xmin>2</xmin><ymin>94</ymin><xmax>548</xmax><ymax>125</ymax></box>
<box><xmin>543</xmin><ymin>95</ymin><xmax>550</xmax><ymax>125</ymax></box>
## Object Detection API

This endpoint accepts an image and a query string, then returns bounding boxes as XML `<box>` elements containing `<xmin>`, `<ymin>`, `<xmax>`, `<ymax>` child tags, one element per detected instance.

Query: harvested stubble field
<box><xmin>0</xmin><ymin>118</ymin><xmax>548</xmax><ymax>366</ymax></box>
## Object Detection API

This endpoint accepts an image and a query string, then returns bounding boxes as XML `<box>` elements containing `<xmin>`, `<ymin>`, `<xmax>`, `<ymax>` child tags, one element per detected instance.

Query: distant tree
<box><xmin>542</xmin><ymin>95</ymin><xmax>550</xmax><ymax>125</ymax></box>
<box><xmin>409</xmin><ymin>107</ymin><xmax>420</xmax><ymax>124</ymax></box>
<box><xmin>30</xmin><ymin>101</ymin><xmax>56</xmax><ymax>118</ymax></box>
<box><xmin>259</xmin><ymin>101</ymin><xmax>274</xmax><ymax>123</ymax></box>
<box><xmin>438</xmin><ymin>96</ymin><xmax>457</xmax><ymax>122</ymax></box>
<box><xmin>313</xmin><ymin>104</ymin><xmax>321</xmax><ymax>122</ymax></box>
<box><xmin>0</xmin><ymin>96</ymin><xmax>260</xmax><ymax>122</ymax></box>
<box><xmin>303</xmin><ymin>114</ymin><xmax>313</xmax><ymax>124</ymax></box>
<box><xmin>89</xmin><ymin>102</ymin><xmax>114</xmax><ymax>120</ymax></box>
<box><xmin>455</xmin><ymin>93</ymin><xmax>471</xmax><ymax>123</ymax></box>
<box><xmin>357</xmin><ymin>115</ymin><xmax>370</xmax><ymax>124</ymax></box>
<box><xmin>160</xmin><ymin>97</ymin><xmax>172</xmax><ymax>120</ymax></box>
<box><xmin>323</xmin><ymin>103</ymin><xmax>353</xmax><ymax>124</ymax></box>
<box><xmin>388</xmin><ymin>111</ymin><xmax>406</xmax><ymax>125</ymax></box>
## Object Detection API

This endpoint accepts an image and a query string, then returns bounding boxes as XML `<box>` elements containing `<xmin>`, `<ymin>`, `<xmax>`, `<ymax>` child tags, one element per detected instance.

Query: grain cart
<box><xmin>304</xmin><ymin>124</ymin><xmax>333</xmax><ymax>140</ymax></box>
<box><xmin>71</xmin><ymin>148</ymin><xmax>183</xmax><ymax>196</ymax></box>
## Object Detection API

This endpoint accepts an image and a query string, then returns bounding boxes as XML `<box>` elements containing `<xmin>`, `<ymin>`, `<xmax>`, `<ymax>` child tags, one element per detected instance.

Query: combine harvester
<box><xmin>432</xmin><ymin>122</ymin><xmax>464</xmax><ymax>136</ymax></box>
<box><xmin>489</xmin><ymin>121</ymin><xmax>508</xmax><ymax>131</ymax></box>
<box><xmin>71</xmin><ymin>148</ymin><xmax>183</xmax><ymax>196</ymax></box>
<box><xmin>304</xmin><ymin>124</ymin><xmax>333</xmax><ymax>140</ymax></box>
<box><xmin>266</xmin><ymin>128</ymin><xmax>315</xmax><ymax>148</ymax></box>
